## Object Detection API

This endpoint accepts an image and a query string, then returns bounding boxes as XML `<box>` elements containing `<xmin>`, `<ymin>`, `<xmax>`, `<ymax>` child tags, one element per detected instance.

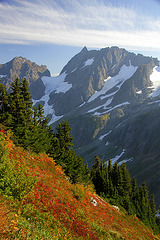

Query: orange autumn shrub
<box><xmin>0</xmin><ymin>198</ymin><xmax>11</xmax><ymax>239</ymax></box>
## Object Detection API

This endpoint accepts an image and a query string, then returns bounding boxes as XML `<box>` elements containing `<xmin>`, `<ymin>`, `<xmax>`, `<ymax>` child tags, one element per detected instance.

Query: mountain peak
<box><xmin>0</xmin><ymin>56</ymin><xmax>50</xmax><ymax>99</ymax></box>
<box><xmin>81</xmin><ymin>46</ymin><xmax>88</xmax><ymax>53</ymax></box>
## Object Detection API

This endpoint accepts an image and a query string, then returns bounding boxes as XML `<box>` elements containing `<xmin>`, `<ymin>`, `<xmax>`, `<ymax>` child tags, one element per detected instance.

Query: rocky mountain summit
<box><xmin>1</xmin><ymin>46</ymin><xmax>160</xmax><ymax>204</ymax></box>
<box><xmin>0</xmin><ymin>56</ymin><xmax>50</xmax><ymax>99</ymax></box>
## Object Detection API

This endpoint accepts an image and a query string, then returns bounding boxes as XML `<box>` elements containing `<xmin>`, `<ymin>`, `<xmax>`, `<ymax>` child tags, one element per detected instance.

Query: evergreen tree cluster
<box><xmin>0</xmin><ymin>78</ymin><xmax>90</xmax><ymax>184</ymax></box>
<box><xmin>91</xmin><ymin>156</ymin><xmax>159</xmax><ymax>232</ymax></box>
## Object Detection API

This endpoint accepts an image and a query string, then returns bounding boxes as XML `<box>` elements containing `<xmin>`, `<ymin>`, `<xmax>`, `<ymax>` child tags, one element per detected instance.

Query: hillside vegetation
<box><xmin>1</xmin><ymin>78</ymin><xmax>160</xmax><ymax>239</ymax></box>
<box><xmin>0</xmin><ymin>129</ymin><xmax>160</xmax><ymax>240</ymax></box>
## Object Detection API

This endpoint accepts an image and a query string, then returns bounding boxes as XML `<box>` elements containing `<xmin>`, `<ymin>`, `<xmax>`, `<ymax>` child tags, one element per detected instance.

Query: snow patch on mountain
<box><xmin>88</xmin><ymin>64</ymin><xmax>138</xmax><ymax>102</ymax></box>
<box><xmin>32</xmin><ymin>73</ymin><xmax>71</xmax><ymax>124</ymax></box>
<box><xmin>41</xmin><ymin>72</ymin><xmax>72</xmax><ymax>94</ymax></box>
<box><xmin>78</xmin><ymin>102</ymin><xmax>86</xmax><ymax>108</ymax></box>
<box><xmin>99</xmin><ymin>130</ymin><xmax>112</xmax><ymax>141</ymax></box>
<box><xmin>136</xmin><ymin>90</ymin><xmax>142</xmax><ymax>94</ymax></box>
<box><xmin>106</xmin><ymin>141</ymin><xmax>109</xmax><ymax>146</ymax></box>
<box><xmin>105</xmin><ymin>149</ymin><xmax>126</xmax><ymax>165</ymax></box>
<box><xmin>103</xmin><ymin>102</ymin><xmax>130</xmax><ymax>114</ymax></box>
<box><xmin>49</xmin><ymin>113</ymin><xmax>63</xmax><ymax>125</ymax></box>
<box><xmin>88</xmin><ymin>105</ymin><xmax>103</xmax><ymax>113</ymax></box>
<box><xmin>83</xmin><ymin>58</ymin><xmax>94</xmax><ymax>67</ymax></box>
<box><xmin>92</xmin><ymin>102</ymin><xmax>130</xmax><ymax>116</ymax></box>
<box><xmin>71</xmin><ymin>68</ymin><xmax>77</xmax><ymax>73</ymax></box>
<box><xmin>110</xmin><ymin>149</ymin><xmax>126</xmax><ymax>165</ymax></box>
<box><xmin>118</xmin><ymin>158</ymin><xmax>133</xmax><ymax>165</ymax></box>
<box><xmin>0</xmin><ymin>75</ymin><xmax>7</xmax><ymax>78</ymax></box>
<box><xmin>103</xmin><ymin>98</ymin><xmax>113</xmax><ymax>109</ymax></box>
<box><xmin>32</xmin><ymin>92</ymin><xmax>63</xmax><ymax>125</ymax></box>
<box><xmin>150</xmin><ymin>100</ymin><xmax>160</xmax><ymax>104</ymax></box>
<box><xmin>115</xmin><ymin>120</ymin><xmax>127</xmax><ymax>128</ymax></box>
<box><xmin>111</xmin><ymin>64</ymin><xmax>116</xmax><ymax>70</ymax></box>
<box><xmin>149</xmin><ymin>66</ymin><xmax>160</xmax><ymax>97</ymax></box>
<box><xmin>88</xmin><ymin>98</ymin><xmax>113</xmax><ymax>114</ymax></box>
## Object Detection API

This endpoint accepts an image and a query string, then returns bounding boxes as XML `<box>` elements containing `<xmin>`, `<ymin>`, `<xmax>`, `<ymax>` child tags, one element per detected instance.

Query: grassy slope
<box><xmin>0</xmin><ymin>130</ymin><xmax>160</xmax><ymax>240</ymax></box>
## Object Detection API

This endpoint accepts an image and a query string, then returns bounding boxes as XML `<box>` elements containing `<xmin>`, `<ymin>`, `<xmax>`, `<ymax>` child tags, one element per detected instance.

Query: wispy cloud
<box><xmin>0</xmin><ymin>0</ymin><xmax>160</xmax><ymax>52</ymax></box>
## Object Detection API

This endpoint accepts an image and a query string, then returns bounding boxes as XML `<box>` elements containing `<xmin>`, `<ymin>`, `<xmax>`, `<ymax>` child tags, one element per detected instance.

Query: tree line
<box><xmin>0</xmin><ymin>78</ymin><xmax>160</xmax><ymax>233</ymax></box>
<box><xmin>0</xmin><ymin>78</ymin><xmax>90</xmax><ymax>184</ymax></box>
<box><xmin>91</xmin><ymin>155</ymin><xmax>160</xmax><ymax>233</ymax></box>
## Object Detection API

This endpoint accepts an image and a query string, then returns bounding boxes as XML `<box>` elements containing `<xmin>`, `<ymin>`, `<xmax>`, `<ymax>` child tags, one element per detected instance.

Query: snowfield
<box><xmin>104</xmin><ymin>150</ymin><xmax>133</xmax><ymax>166</ymax></box>
<box><xmin>0</xmin><ymin>75</ymin><xmax>7</xmax><ymax>78</ymax></box>
<box><xmin>41</xmin><ymin>72</ymin><xmax>72</xmax><ymax>95</ymax></box>
<box><xmin>83</xmin><ymin>58</ymin><xmax>94</xmax><ymax>67</ymax></box>
<box><xmin>99</xmin><ymin>130</ymin><xmax>112</xmax><ymax>141</ymax></box>
<box><xmin>110</xmin><ymin>149</ymin><xmax>126</xmax><ymax>165</ymax></box>
<box><xmin>118</xmin><ymin>158</ymin><xmax>133</xmax><ymax>165</ymax></box>
<box><xmin>32</xmin><ymin>73</ymin><xmax>72</xmax><ymax>124</ymax></box>
<box><xmin>92</xmin><ymin>102</ymin><xmax>130</xmax><ymax>116</ymax></box>
<box><xmin>149</xmin><ymin>66</ymin><xmax>160</xmax><ymax>97</ymax></box>
<box><xmin>88</xmin><ymin>63</ymin><xmax>138</xmax><ymax>102</ymax></box>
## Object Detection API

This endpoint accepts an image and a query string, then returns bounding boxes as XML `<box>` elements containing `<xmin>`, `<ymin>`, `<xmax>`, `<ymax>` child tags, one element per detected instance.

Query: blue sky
<box><xmin>0</xmin><ymin>0</ymin><xmax>160</xmax><ymax>76</ymax></box>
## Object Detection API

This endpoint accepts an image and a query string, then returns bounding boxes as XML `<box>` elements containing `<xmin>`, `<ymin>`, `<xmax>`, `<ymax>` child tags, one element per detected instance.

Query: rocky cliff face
<box><xmin>1</xmin><ymin>47</ymin><xmax>160</xmax><ymax>205</ymax></box>
<box><xmin>0</xmin><ymin>56</ymin><xmax>50</xmax><ymax>99</ymax></box>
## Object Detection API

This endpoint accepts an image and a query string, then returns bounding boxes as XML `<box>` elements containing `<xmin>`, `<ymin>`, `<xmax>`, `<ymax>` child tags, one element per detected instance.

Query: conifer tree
<box><xmin>29</xmin><ymin>103</ymin><xmax>51</xmax><ymax>153</ymax></box>
<box><xmin>108</xmin><ymin>176</ymin><xmax>114</xmax><ymax>197</ymax></box>
<box><xmin>150</xmin><ymin>194</ymin><xmax>156</xmax><ymax>219</ymax></box>
<box><xmin>112</xmin><ymin>162</ymin><xmax>119</xmax><ymax>187</ymax></box>
<box><xmin>34</xmin><ymin>103</ymin><xmax>48</xmax><ymax>128</ymax></box>
<box><xmin>0</xmin><ymin>83</ymin><xmax>8</xmax><ymax>114</ymax></box>
<box><xmin>121</xmin><ymin>163</ymin><xmax>131</xmax><ymax>195</ymax></box>
<box><xmin>116</xmin><ymin>165</ymin><xmax>123</xmax><ymax>196</ymax></box>
<box><xmin>7</xmin><ymin>78</ymin><xmax>34</xmax><ymax>147</ymax></box>
<box><xmin>92</xmin><ymin>155</ymin><xmax>102</xmax><ymax>171</ymax></box>
<box><xmin>20</xmin><ymin>78</ymin><xmax>33</xmax><ymax>126</ymax></box>
<box><xmin>54</xmin><ymin>120</ymin><xmax>74</xmax><ymax>164</ymax></box>
<box><xmin>0</xmin><ymin>83</ymin><xmax>11</xmax><ymax>126</ymax></box>
<box><xmin>91</xmin><ymin>155</ymin><xmax>104</xmax><ymax>194</ymax></box>
<box><xmin>141</xmin><ymin>182</ymin><xmax>150</xmax><ymax>220</ymax></box>
<box><xmin>149</xmin><ymin>194</ymin><xmax>157</xmax><ymax>230</ymax></box>
<box><xmin>131</xmin><ymin>177</ymin><xmax>137</xmax><ymax>198</ymax></box>
<box><xmin>108</xmin><ymin>158</ymin><xmax>112</xmax><ymax>178</ymax></box>
<box><xmin>103</xmin><ymin>166</ymin><xmax>109</xmax><ymax>196</ymax></box>
<box><xmin>82</xmin><ymin>163</ymin><xmax>91</xmax><ymax>184</ymax></box>
<box><xmin>63</xmin><ymin>150</ymin><xmax>84</xmax><ymax>183</ymax></box>
<box><xmin>56</xmin><ymin>120</ymin><xmax>73</xmax><ymax>152</ymax></box>
<box><xmin>9</xmin><ymin>78</ymin><xmax>23</xmax><ymax>125</ymax></box>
